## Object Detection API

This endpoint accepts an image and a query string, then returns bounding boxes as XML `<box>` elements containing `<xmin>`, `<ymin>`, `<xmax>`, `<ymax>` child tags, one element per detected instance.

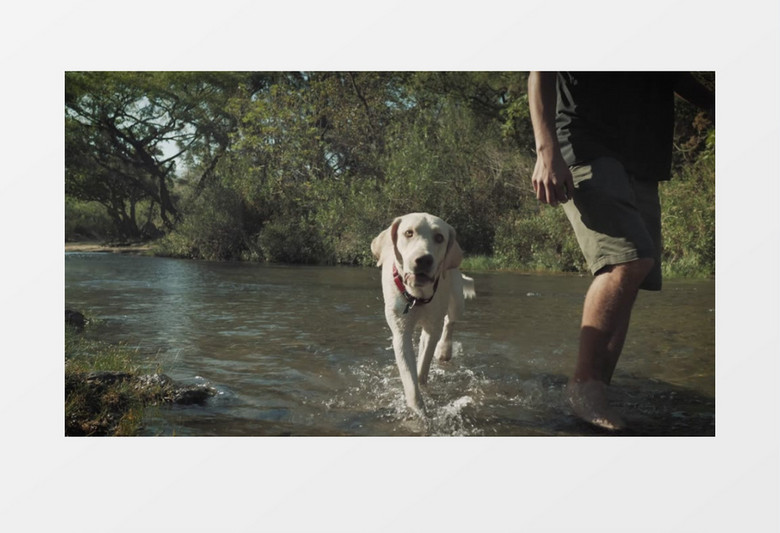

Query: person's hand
<box><xmin>531</xmin><ymin>153</ymin><xmax>574</xmax><ymax>207</ymax></box>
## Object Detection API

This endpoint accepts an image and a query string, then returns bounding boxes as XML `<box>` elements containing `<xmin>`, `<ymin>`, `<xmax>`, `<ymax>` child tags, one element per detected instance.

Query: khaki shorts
<box><xmin>562</xmin><ymin>157</ymin><xmax>662</xmax><ymax>291</ymax></box>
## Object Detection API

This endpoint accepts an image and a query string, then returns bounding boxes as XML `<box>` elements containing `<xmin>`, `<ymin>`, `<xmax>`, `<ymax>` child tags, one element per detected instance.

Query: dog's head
<box><xmin>371</xmin><ymin>212</ymin><xmax>463</xmax><ymax>297</ymax></box>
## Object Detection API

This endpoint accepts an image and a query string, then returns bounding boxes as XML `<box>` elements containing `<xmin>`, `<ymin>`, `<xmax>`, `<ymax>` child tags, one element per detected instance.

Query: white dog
<box><xmin>371</xmin><ymin>213</ymin><xmax>476</xmax><ymax>416</ymax></box>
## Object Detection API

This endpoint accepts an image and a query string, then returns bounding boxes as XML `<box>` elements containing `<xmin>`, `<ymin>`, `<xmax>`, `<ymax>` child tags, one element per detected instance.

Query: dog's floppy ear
<box><xmin>371</xmin><ymin>217</ymin><xmax>403</xmax><ymax>267</ymax></box>
<box><xmin>370</xmin><ymin>229</ymin><xmax>389</xmax><ymax>266</ymax></box>
<box><xmin>441</xmin><ymin>226</ymin><xmax>463</xmax><ymax>271</ymax></box>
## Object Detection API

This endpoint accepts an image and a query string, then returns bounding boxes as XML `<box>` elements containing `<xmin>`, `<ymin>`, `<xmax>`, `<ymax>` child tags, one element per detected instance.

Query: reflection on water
<box><xmin>65</xmin><ymin>253</ymin><xmax>715</xmax><ymax>436</ymax></box>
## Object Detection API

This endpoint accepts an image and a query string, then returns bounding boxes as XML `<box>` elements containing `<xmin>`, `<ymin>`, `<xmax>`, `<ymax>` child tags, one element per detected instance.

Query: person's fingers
<box><xmin>533</xmin><ymin>165</ymin><xmax>574</xmax><ymax>206</ymax></box>
<box><xmin>532</xmin><ymin>173</ymin><xmax>546</xmax><ymax>203</ymax></box>
<box><xmin>544</xmin><ymin>181</ymin><xmax>558</xmax><ymax>206</ymax></box>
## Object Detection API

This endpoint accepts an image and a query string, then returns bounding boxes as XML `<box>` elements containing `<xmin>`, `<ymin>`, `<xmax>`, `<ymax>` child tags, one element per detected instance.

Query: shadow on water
<box><xmin>606</xmin><ymin>374</ymin><xmax>715</xmax><ymax>436</ymax></box>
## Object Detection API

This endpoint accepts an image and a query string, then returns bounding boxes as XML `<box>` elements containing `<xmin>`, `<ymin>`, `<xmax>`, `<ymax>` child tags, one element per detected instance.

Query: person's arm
<box><xmin>528</xmin><ymin>71</ymin><xmax>574</xmax><ymax>206</ymax></box>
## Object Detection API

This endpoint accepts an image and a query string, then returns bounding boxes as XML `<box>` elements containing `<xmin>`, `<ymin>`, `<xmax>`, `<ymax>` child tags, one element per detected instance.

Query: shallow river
<box><xmin>65</xmin><ymin>253</ymin><xmax>715</xmax><ymax>436</ymax></box>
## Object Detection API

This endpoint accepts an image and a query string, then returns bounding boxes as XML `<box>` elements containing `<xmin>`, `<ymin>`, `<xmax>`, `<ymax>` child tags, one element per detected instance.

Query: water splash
<box><xmin>324</xmin><ymin>340</ymin><xmax>496</xmax><ymax>435</ymax></box>
<box><xmin>427</xmin><ymin>395</ymin><xmax>482</xmax><ymax>436</ymax></box>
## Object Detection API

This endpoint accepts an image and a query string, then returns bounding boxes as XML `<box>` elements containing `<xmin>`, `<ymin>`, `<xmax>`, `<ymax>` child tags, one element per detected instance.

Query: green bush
<box><xmin>153</xmin><ymin>230</ymin><xmax>196</xmax><ymax>259</ymax></box>
<box><xmin>255</xmin><ymin>216</ymin><xmax>327</xmax><ymax>264</ymax></box>
<box><xmin>460</xmin><ymin>254</ymin><xmax>510</xmax><ymax>271</ymax></box>
<box><xmin>314</xmin><ymin>179</ymin><xmax>389</xmax><ymax>266</ymax></box>
<box><xmin>493</xmin><ymin>207</ymin><xmax>584</xmax><ymax>272</ymax></box>
<box><xmin>156</xmin><ymin>184</ymin><xmax>247</xmax><ymax>261</ymax></box>
<box><xmin>65</xmin><ymin>198</ymin><xmax>116</xmax><ymax>241</ymax></box>
<box><xmin>660</xmin><ymin>147</ymin><xmax>715</xmax><ymax>277</ymax></box>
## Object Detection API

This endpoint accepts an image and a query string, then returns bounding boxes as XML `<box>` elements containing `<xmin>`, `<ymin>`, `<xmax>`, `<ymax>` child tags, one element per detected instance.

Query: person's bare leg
<box><xmin>567</xmin><ymin>258</ymin><xmax>654</xmax><ymax>430</ymax></box>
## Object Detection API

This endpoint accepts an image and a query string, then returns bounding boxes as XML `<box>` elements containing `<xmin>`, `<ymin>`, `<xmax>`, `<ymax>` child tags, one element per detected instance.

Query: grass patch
<box><xmin>460</xmin><ymin>254</ymin><xmax>513</xmax><ymax>271</ymax></box>
<box><xmin>65</xmin><ymin>315</ymin><xmax>217</xmax><ymax>436</ymax></box>
<box><xmin>65</xmin><ymin>323</ymin><xmax>151</xmax><ymax>436</ymax></box>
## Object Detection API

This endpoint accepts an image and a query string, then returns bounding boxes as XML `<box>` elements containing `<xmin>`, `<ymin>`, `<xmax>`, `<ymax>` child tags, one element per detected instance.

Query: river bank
<box><xmin>64</xmin><ymin>240</ymin><xmax>548</xmax><ymax>274</ymax></box>
<box><xmin>65</xmin><ymin>241</ymin><xmax>154</xmax><ymax>254</ymax></box>
<box><xmin>64</xmin><ymin>240</ymin><xmax>714</xmax><ymax>281</ymax></box>
<box><xmin>65</xmin><ymin>311</ymin><xmax>217</xmax><ymax>436</ymax></box>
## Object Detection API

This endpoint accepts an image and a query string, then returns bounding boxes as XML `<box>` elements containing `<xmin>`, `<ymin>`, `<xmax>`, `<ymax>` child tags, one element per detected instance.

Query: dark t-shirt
<box><xmin>556</xmin><ymin>72</ymin><xmax>680</xmax><ymax>181</ymax></box>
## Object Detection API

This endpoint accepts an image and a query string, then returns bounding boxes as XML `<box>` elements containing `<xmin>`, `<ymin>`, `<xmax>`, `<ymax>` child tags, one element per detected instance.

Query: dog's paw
<box><xmin>435</xmin><ymin>349</ymin><xmax>452</xmax><ymax>362</ymax></box>
<box><xmin>409</xmin><ymin>400</ymin><xmax>426</xmax><ymax>418</ymax></box>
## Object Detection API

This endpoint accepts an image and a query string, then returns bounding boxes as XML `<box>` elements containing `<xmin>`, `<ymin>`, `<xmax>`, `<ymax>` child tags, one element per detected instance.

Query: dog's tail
<box><xmin>461</xmin><ymin>274</ymin><xmax>476</xmax><ymax>299</ymax></box>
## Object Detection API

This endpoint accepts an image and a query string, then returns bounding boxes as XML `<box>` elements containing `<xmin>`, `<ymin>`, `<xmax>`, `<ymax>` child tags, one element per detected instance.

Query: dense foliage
<box><xmin>65</xmin><ymin>71</ymin><xmax>715</xmax><ymax>276</ymax></box>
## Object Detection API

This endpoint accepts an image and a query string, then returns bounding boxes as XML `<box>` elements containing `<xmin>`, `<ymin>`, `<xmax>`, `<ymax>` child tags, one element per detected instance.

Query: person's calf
<box><xmin>576</xmin><ymin>258</ymin><xmax>654</xmax><ymax>383</ymax></box>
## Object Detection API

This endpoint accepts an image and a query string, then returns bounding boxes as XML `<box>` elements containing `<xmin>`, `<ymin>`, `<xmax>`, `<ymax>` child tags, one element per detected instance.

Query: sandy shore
<box><xmin>65</xmin><ymin>241</ymin><xmax>154</xmax><ymax>254</ymax></box>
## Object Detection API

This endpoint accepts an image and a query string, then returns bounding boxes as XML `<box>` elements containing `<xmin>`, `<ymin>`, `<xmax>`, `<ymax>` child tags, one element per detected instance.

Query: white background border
<box><xmin>2</xmin><ymin>1</ymin><xmax>778</xmax><ymax>531</ymax></box>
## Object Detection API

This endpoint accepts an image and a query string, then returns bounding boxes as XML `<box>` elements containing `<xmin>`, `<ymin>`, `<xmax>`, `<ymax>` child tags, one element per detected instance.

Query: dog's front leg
<box><xmin>388</xmin><ymin>316</ymin><xmax>426</xmax><ymax>416</ymax></box>
<box><xmin>417</xmin><ymin>329</ymin><xmax>432</xmax><ymax>384</ymax></box>
<box><xmin>417</xmin><ymin>321</ymin><xmax>444</xmax><ymax>385</ymax></box>
<box><xmin>433</xmin><ymin>314</ymin><xmax>454</xmax><ymax>362</ymax></box>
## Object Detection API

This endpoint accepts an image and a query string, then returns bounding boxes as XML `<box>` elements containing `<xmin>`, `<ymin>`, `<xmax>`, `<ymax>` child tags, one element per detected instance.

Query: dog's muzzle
<box><xmin>393</xmin><ymin>264</ymin><xmax>439</xmax><ymax>313</ymax></box>
<box><xmin>404</xmin><ymin>271</ymin><xmax>434</xmax><ymax>287</ymax></box>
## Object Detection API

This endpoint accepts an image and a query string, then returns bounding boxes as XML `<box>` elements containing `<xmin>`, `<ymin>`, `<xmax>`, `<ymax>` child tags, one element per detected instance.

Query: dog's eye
<box><xmin>404</xmin><ymin>230</ymin><xmax>414</xmax><ymax>238</ymax></box>
<box><xmin>434</xmin><ymin>234</ymin><xmax>445</xmax><ymax>244</ymax></box>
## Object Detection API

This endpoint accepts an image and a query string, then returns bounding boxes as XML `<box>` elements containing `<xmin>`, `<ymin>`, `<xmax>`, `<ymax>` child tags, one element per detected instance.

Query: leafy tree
<box><xmin>66</xmin><ymin>71</ymin><xmax>715</xmax><ymax>277</ymax></box>
<box><xmin>66</xmin><ymin>72</ymin><xmax>183</xmax><ymax>234</ymax></box>
<box><xmin>65</xmin><ymin>110</ymin><xmax>152</xmax><ymax>238</ymax></box>
<box><xmin>65</xmin><ymin>71</ymin><xmax>267</xmax><ymax>239</ymax></box>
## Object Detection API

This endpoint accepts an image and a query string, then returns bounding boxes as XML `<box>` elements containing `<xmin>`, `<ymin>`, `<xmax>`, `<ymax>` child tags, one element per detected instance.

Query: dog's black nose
<box><xmin>415</xmin><ymin>254</ymin><xmax>434</xmax><ymax>270</ymax></box>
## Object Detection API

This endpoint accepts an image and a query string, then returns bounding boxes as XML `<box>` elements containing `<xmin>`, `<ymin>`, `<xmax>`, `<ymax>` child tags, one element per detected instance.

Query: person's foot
<box><xmin>565</xmin><ymin>380</ymin><xmax>626</xmax><ymax>431</ymax></box>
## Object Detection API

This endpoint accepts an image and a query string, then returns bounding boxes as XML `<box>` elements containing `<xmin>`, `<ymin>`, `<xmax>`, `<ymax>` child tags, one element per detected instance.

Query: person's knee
<box><xmin>611</xmin><ymin>258</ymin><xmax>654</xmax><ymax>285</ymax></box>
